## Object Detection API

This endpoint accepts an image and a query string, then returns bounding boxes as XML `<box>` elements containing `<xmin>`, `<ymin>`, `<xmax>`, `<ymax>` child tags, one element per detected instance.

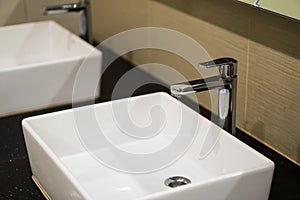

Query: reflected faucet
<box><xmin>170</xmin><ymin>58</ymin><xmax>237</xmax><ymax>135</ymax></box>
<box><xmin>42</xmin><ymin>0</ymin><xmax>90</xmax><ymax>42</ymax></box>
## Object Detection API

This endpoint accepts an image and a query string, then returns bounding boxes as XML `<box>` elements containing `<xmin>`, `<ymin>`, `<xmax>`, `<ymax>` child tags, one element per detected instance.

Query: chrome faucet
<box><xmin>170</xmin><ymin>58</ymin><xmax>237</xmax><ymax>135</ymax></box>
<box><xmin>42</xmin><ymin>0</ymin><xmax>90</xmax><ymax>42</ymax></box>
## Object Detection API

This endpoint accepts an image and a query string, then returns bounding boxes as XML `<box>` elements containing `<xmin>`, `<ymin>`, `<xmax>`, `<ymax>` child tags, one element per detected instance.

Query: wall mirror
<box><xmin>238</xmin><ymin>0</ymin><xmax>300</xmax><ymax>21</ymax></box>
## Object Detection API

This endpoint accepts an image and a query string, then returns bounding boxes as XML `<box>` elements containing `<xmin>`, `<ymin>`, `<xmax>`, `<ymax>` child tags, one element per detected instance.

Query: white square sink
<box><xmin>0</xmin><ymin>21</ymin><xmax>102</xmax><ymax>117</ymax></box>
<box><xmin>22</xmin><ymin>92</ymin><xmax>274</xmax><ymax>200</ymax></box>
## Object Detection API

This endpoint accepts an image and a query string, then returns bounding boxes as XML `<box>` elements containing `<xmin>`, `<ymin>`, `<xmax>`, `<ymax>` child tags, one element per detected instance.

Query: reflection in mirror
<box><xmin>253</xmin><ymin>0</ymin><xmax>260</xmax><ymax>7</ymax></box>
<box><xmin>238</xmin><ymin>0</ymin><xmax>300</xmax><ymax>21</ymax></box>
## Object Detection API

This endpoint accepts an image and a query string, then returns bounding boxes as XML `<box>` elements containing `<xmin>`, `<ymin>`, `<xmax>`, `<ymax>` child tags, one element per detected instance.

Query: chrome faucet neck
<box><xmin>170</xmin><ymin>58</ymin><xmax>238</xmax><ymax>135</ymax></box>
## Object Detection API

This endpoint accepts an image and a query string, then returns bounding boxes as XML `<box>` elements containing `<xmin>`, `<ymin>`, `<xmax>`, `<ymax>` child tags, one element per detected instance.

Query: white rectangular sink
<box><xmin>22</xmin><ymin>92</ymin><xmax>274</xmax><ymax>200</ymax></box>
<box><xmin>0</xmin><ymin>21</ymin><xmax>102</xmax><ymax>117</ymax></box>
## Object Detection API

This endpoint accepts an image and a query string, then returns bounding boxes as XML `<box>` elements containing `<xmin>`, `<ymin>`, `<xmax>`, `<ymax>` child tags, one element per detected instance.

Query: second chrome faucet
<box><xmin>42</xmin><ymin>0</ymin><xmax>90</xmax><ymax>42</ymax></box>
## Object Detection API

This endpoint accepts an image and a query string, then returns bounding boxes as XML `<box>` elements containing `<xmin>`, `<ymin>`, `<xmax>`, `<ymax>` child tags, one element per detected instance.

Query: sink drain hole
<box><xmin>164</xmin><ymin>176</ymin><xmax>191</xmax><ymax>188</ymax></box>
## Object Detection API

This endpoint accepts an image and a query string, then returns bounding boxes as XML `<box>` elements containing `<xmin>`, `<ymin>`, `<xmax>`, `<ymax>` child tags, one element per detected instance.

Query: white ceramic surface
<box><xmin>22</xmin><ymin>92</ymin><xmax>274</xmax><ymax>200</ymax></box>
<box><xmin>0</xmin><ymin>21</ymin><xmax>102</xmax><ymax>117</ymax></box>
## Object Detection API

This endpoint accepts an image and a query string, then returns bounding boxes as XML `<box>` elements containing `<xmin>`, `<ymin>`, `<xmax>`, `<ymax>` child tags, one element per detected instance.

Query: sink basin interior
<box><xmin>22</xmin><ymin>92</ymin><xmax>274</xmax><ymax>200</ymax></box>
<box><xmin>0</xmin><ymin>21</ymin><xmax>93</xmax><ymax>69</ymax></box>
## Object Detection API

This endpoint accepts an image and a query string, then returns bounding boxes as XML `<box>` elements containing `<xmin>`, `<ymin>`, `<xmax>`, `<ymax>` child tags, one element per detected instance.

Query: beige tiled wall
<box><xmin>246</xmin><ymin>40</ymin><xmax>300</xmax><ymax>164</ymax></box>
<box><xmin>90</xmin><ymin>0</ymin><xmax>149</xmax><ymax>42</ymax></box>
<box><xmin>91</xmin><ymin>0</ymin><xmax>300</xmax><ymax>164</ymax></box>
<box><xmin>0</xmin><ymin>0</ymin><xmax>26</xmax><ymax>26</ymax></box>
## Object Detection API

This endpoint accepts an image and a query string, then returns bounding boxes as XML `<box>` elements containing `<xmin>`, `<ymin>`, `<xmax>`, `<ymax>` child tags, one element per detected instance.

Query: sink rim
<box><xmin>22</xmin><ymin>92</ymin><xmax>274</xmax><ymax>200</ymax></box>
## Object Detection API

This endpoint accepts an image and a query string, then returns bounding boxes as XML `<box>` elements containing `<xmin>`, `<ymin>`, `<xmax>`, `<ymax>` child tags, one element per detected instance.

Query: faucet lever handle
<box><xmin>198</xmin><ymin>58</ymin><xmax>236</xmax><ymax>68</ymax></box>
<box><xmin>198</xmin><ymin>57</ymin><xmax>237</xmax><ymax>79</ymax></box>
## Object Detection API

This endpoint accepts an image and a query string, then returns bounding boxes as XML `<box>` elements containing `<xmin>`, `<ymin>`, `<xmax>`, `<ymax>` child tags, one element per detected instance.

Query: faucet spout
<box><xmin>170</xmin><ymin>75</ymin><xmax>229</xmax><ymax>98</ymax></box>
<box><xmin>42</xmin><ymin>3</ymin><xmax>86</xmax><ymax>15</ymax></box>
